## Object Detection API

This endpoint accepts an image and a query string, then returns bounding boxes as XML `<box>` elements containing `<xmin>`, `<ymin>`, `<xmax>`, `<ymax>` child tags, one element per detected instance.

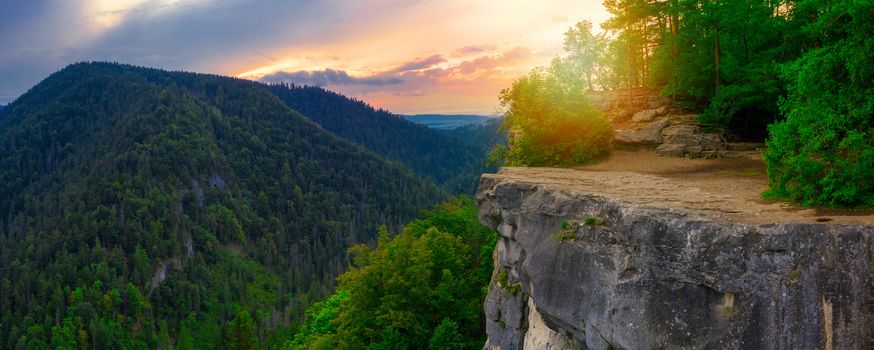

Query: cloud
<box><xmin>452</xmin><ymin>45</ymin><xmax>494</xmax><ymax>57</ymax></box>
<box><xmin>259</xmin><ymin>54</ymin><xmax>448</xmax><ymax>87</ymax></box>
<box><xmin>387</xmin><ymin>54</ymin><xmax>445</xmax><ymax>73</ymax></box>
<box><xmin>256</xmin><ymin>46</ymin><xmax>538</xmax><ymax>113</ymax></box>
<box><xmin>261</xmin><ymin>68</ymin><xmax>403</xmax><ymax>86</ymax></box>
<box><xmin>391</xmin><ymin>90</ymin><xmax>429</xmax><ymax>97</ymax></box>
<box><xmin>456</xmin><ymin>47</ymin><xmax>533</xmax><ymax>74</ymax></box>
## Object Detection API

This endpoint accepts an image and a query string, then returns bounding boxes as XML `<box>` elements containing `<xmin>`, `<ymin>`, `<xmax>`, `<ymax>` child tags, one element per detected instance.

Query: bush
<box><xmin>498</xmin><ymin>59</ymin><xmax>613</xmax><ymax>167</ymax></box>
<box><xmin>764</xmin><ymin>5</ymin><xmax>874</xmax><ymax>207</ymax></box>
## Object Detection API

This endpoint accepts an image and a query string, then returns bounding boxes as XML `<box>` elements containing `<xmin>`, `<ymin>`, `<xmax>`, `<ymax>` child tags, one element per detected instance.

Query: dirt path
<box><xmin>491</xmin><ymin>150</ymin><xmax>874</xmax><ymax>225</ymax></box>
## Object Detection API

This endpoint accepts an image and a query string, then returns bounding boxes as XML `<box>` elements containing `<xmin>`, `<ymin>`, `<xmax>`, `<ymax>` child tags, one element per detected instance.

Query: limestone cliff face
<box><xmin>477</xmin><ymin>170</ymin><xmax>874</xmax><ymax>349</ymax></box>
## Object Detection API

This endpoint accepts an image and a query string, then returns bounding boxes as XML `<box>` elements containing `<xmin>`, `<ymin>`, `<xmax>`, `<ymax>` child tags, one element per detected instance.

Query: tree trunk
<box><xmin>671</xmin><ymin>14</ymin><xmax>679</xmax><ymax>58</ymax></box>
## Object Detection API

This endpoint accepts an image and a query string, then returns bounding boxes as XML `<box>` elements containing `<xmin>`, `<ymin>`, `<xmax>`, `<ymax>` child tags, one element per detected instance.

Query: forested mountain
<box><xmin>443</xmin><ymin>118</ymin><xmax>506</xmax><ymax>154</ymax></box>
<box><xmin>263</xmin><ymin>84</ymin><xmax>491</xmax><ymax>194</ymax></box>
<box><xmin>0</xmin><ymin>62</ymin><xmax>446</xmax><ymax>348</ymax></box>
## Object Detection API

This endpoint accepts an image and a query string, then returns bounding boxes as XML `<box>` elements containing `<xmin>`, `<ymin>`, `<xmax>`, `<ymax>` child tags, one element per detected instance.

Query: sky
<box><xmin>0</xmin><ymin>0</ymin><xmax>610</xmax><ymax>115</ymax></box>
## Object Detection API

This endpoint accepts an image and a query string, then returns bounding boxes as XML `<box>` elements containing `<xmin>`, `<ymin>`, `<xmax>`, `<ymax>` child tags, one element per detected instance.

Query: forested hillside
<box><xmin>0</xmin><ymin>62</ymin><xmax>446</xmax><ymax>348</ymax></box>
<box><xmin>443</xmin><ymin>118</ymin><xmax>506</xmax><ymax>154</ymax></box>
<box><xmin>264</xmin><ymin>84</ymin><xmax>492</xmax><ymax>194</ymax></box>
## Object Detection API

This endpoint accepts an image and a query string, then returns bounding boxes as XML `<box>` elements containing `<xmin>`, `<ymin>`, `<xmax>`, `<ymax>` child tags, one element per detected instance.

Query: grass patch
<box><xmin>495</xmin><ymin>270</ymin><xmax>522</xmax><ymax>295</ymax></box>
<box><xmin>714</xmin><ymin>168</ymin><xmax>764</xmax><ymax>177</ymax></box>
<box><xmin>584</xmin><ymin>216</ymin><xmax>608</xmax><ymax>227</ymax></box>
<box><xmin>553</xmin><ymin>220</ymin><xmax>576</xmax><ymax>241</ymax></box>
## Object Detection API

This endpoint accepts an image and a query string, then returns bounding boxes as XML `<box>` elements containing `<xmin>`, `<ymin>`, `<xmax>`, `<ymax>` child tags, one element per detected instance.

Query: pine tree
<box><xmin>227</xmin><ymin>311</ymin><xmax>258</xmax><ymax>350</ymax></box>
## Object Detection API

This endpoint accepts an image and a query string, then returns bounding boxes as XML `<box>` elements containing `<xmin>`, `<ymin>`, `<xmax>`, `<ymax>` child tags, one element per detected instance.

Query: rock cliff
<box><xmin>477</xmin><ymin>167</ymin><xmax>874</xmax><ymax>349</ymax></box>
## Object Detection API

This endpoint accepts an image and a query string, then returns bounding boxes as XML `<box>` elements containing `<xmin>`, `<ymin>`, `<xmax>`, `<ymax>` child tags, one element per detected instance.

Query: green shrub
<box><xmin>498</xmin><ymin>60</ymin><xmax>613</xmax><ymax>167</ymax></box>
<box><xmin>583</xmin><ymin>216</ymin><xmax>605</xmax><ymax>226</ymax></box>
<box><xmin>764</xmin><ymin>3</ymin><xmax>874</xmax><ymax>208</ymax></box>
<box><xmin>494</xmin><ymin>269</ymin><xmax>521</xmax><ymax>295</ymax></box>
<box><xmin>552</xmin><ymin>221</ymin><xmax>576</xmax><ymax>241</ymax></box>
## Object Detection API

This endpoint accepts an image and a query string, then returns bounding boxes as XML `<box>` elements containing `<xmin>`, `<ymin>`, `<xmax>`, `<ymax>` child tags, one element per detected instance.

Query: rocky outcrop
<box><xmin>631</xmin><ymin>106</ymin><xmax>668</xmax><ymax>123</ymax></box>
<box><xmin>478</xmin><ymin>169</ymin><xmax>874</xmax><ymax>349</ymax></box>
<box><xmin>614</xmin><ymin>119</ymin><xmax>670</xmax><ymax>144</ymax></box>
<box><xmin>590</xmin><ymin>90</ymin><xmax>757</xmax><ymax>158</ymax></box>
<box><xmin>656</xmin><ymin>124</ymin><xmax>726</xmax><ymax>157</ymax></box>
<box><xmin>589</xmin><ymin>88</ymin><xmax>670</xmax><ymax>119</ymax></box>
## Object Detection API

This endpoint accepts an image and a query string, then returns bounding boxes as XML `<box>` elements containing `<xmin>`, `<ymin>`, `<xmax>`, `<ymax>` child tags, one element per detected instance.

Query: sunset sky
<box><xmin>1</xmin><ymin>0</ymin><xmax>610</xmax><ymax>114</ymax></box>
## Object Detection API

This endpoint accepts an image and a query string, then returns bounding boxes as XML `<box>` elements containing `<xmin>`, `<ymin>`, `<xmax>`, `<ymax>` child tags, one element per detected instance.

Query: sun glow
<box><xmin>86</xmin><ymin>0</ymin><xmax>150</xmax><ymax>27</ymax></box>
<box><xmin>85</xmin><ymin>0</ymin><xmax>213</xmax><ymax>29</ymax></box>
<box><xmin>225</xmin><ymin>0</ymin><xmax>609</xmax><ymax>114</ymax></box>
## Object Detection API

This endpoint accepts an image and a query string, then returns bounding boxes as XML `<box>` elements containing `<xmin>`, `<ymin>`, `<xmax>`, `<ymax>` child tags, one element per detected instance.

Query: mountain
<box><xmin>263</xmin><ymin>84</ymin><xmax>493</xmax><ymax>193</ymax></box>
<box><xmin>443</xmin><ymin>117</ymin><xmax>506</xmax><ymax>153</ymax></box>
<box><xmin>0</xmin><ymin>62</ymin><xmax>445</xmax><ymax>348</ymax></box>
<box><xmin>402</xmin><ymin>114</ymin><xmax>494</xmax><ymax>130</ymax></box>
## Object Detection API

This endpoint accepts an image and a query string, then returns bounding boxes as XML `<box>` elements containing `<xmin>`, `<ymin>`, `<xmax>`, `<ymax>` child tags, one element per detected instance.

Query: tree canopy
<box><xmin>285</xmin><ymin>197</ymin><xmax>497</xmax><ymax>350</ymax></box>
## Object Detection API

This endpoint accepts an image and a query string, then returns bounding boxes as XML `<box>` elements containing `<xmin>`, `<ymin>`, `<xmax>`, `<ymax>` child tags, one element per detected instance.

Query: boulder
<box><xmin>631</xmin><ymin>109</ymin><xmax>659</xmax><ymax>123</ymax></box>
<box><xmin>669</xmin><ymin>114</ymin><xmax>702</xmax><ymax>126</ymax></box>
<box><xmin>615</xmin><ymin>118</ymin><xmax>670</xmax><ymax>144</ymax></box>
<box><xmin>655</xmin><ymin>143</ymin><xmax>686</xmax><ymax>157</ymax></box>
<box><xmin>699</xmin><ymin>133</ymin><xmax>726</xmax><ymax>150</ymax></box>
<box><xmin>661</xmin><ymin>125</ymin><xmax>726</xmax><ymax>151</ymax></box>
<box><xmin>631</xmin><ymin>106</ymin><xmax>670</xmax><ymax>123</ymax></box>
<box><xmin>661</xmin><ymin>125</ymin><xmax>703</xmax><ymax>146</ymax></box>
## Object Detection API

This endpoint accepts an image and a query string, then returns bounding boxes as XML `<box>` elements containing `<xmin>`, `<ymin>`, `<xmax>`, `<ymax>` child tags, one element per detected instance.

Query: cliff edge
<box><xmin>477</xmin><ymin>152</ymin><xmax>874</xmax><ymax>349</ymax></box>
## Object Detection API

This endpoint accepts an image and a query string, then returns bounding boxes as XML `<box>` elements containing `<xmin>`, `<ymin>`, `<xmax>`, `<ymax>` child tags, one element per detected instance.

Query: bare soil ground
<box><xmin>493</xmin><ymin>150</ymin><xmax>874</xmax><ymax>225</ymax></box>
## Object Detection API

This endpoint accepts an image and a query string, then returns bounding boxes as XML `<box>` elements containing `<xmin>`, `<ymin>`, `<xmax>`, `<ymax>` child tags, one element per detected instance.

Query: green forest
<box><xmin>0</xmin><ymin>62</ymin><xmax>470</xmax><ymax>349</ymax></box>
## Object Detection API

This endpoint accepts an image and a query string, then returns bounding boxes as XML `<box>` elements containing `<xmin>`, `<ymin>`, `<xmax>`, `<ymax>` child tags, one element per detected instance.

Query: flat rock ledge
<box><xmin>477</xmin><ymin>168</ymin><xmax>874</xmax><ymax>350</ymax></box>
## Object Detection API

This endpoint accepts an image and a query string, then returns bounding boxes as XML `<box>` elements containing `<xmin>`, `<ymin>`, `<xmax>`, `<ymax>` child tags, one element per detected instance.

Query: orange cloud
<box><xmin>258</xmin><ymin>46</ymin><xmax>546</xmax><ymax>114</ymax></box>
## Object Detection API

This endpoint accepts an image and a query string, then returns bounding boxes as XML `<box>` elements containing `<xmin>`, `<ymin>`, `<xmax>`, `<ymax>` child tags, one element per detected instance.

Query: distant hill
<box><xmin>0</xmin><ymin>62</ymin><xmax>445</xmax><ymax>348</ymax></box>
<box><xmin>264</xmin><ymin>84</ymin><xmax>496</xmax><ymax>194</ymax></box>
<box><xmin>437</xmin><ymin>118</ymin><xmax>508</xmax><ymax>191</ymax></box>
<box><xmin>403</xmin><ymin>114</ymin><xmax>495</xmax><ymax>130</ymax></box>
<box><xmin>443</xmin><ymin>117</ymin><xmax>506</xmax><ymax>153</ymax></box>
